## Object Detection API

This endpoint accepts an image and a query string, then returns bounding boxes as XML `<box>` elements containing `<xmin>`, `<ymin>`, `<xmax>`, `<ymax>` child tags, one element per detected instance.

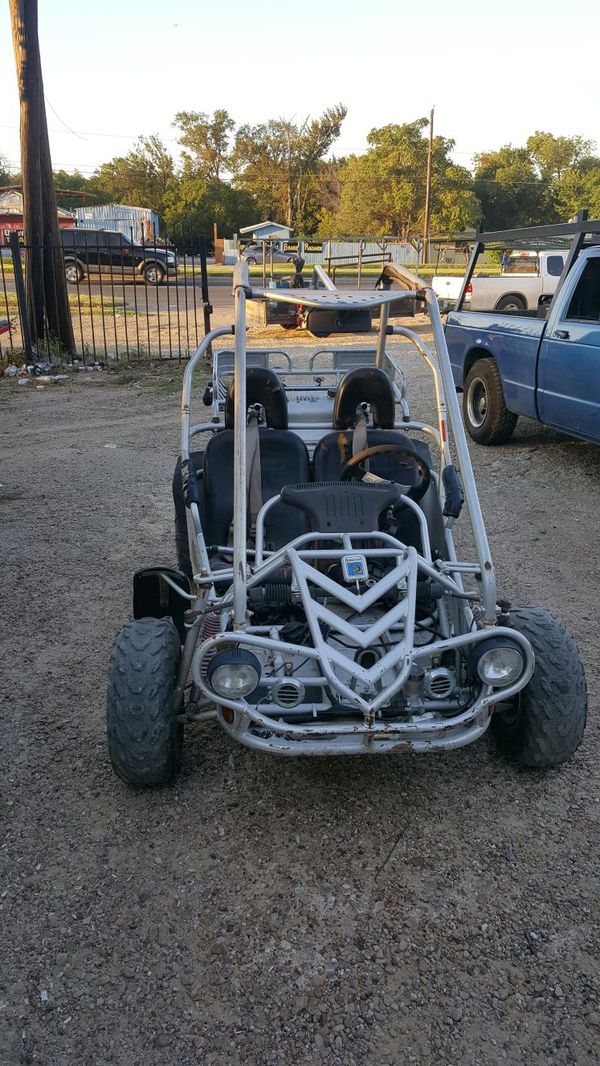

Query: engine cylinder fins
<box><xmin>271</xmin><ymin>678</ymin><xmax>306</xmax><ymax>709</ymax></box>
<box><xmin>423</xmin><ymin>667</ymin><xmax>456</xmax><ymax>700</ymax></box>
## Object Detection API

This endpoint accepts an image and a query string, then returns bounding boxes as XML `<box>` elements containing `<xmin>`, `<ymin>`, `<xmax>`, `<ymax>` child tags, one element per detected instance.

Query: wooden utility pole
<box><xmin>422</xmin><ymin>106</ymin><xmax>434</xmax><ymax>266</ymax></box>
<box><xmin>10</xmin><ymin>0</ymin><xmax>74</xmax><ymax>353</ymax></box>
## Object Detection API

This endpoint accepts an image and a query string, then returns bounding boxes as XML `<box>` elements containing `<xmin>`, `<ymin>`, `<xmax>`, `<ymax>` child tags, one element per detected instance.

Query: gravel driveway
<box><xmin>1</xmin><ymin>339</ymin><xmax>598</xmax><ymax>1066</ymax></box>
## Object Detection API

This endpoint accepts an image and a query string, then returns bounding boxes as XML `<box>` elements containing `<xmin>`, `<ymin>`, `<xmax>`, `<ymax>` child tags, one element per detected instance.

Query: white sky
<box><xmin>1</xmin><ymin>0</ymin><xmax>598</xmax><ymax>177</ymax></box>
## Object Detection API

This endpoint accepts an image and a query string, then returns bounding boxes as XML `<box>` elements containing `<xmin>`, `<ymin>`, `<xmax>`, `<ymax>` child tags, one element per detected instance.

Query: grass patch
<box><xmin>1</xmin><ymin>293</ymin><xmax>126</xmax><ymax>317</ymax></box>
<box><xmin>205</xmin><ymin>262</ymin><xmax>402</xmax><ymax>279</ymax></box>
<box><xmin>426</xmin><ymin>263</ymin><xmax>501</xmax><ymax>276</ymax></box>
<box><xmin>104</xmin><ymin>358</ymin><xmax>207</xmax><ymax>396</ymax></box>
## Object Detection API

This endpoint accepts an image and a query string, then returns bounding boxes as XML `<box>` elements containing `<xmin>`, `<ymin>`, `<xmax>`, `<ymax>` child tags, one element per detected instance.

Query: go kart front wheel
<box><xmin>491</xmin><ymin>606</ymin><xmax>587</xmax><ymax>768</ymax></box>
<box><xmin>106</xmin><ymin>618</ymin><xmax>183</xmax><ymax>786</ymax></box>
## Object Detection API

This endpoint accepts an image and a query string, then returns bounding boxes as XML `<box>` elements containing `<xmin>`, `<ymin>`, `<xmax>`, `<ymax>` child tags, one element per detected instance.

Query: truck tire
<box><xmin>65</xmin><ymin>258</ymin><xmax>84</xmax><ymax>284</ymax></box>
<box><xmin>144</xmin><ymin>262</ymin><xmax>166</xmax><ymax>285</ymax></box>
<box><xmin>496</xmin><ymin>294</ymin><xmax>526</xmax><ymax>312</ymax></box>
<box><xmin>491</xmin><ymin>606</ymin><xmax>587</xmax><ymax>768</ymax></box>
<box><xmin>107</xmin><ymin>618</ymin><xmax>183</xmax><ymax>786</ymax></box>
<box><xmin>463</xmin><ymin>358</ymin><xmax>518</xmax><ymax>445</ymax></box>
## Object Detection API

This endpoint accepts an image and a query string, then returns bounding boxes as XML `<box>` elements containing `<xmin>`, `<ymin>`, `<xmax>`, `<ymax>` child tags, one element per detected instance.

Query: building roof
<box><xmin>239</xmin><ymin>220</ymin><xmax>292</xmax><ymax>235</ymax></box>
<box><xmin>0</xmin><ymin>188</ymin><xmax>75</xmax><ymax>219</ymax></box>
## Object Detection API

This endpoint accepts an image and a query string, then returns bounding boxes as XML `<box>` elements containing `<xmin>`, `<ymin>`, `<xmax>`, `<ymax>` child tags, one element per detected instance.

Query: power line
<box><xmin>43</xmin><ymin>98</ymin><xmax>88</xmax><ymax>141</ymax></box>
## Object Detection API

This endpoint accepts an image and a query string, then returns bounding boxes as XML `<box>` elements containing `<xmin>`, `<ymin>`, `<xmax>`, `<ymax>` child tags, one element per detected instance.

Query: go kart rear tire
<box><xmin>491</xmin><ymin>606</ymin><xmax>587</xmax><ymax>768</ymax></box>
<box><xmin>463</xmin><ymin>358</ymin><xmax>518</xmax><ymax>445</ymax></box>
<box><xmin>106</xmin><ymin>618</ymin><xmax>183</xmax><ymax>786</ymax></box>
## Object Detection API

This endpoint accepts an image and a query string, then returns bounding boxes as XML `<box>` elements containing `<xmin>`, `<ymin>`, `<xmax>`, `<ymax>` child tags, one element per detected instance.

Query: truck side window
<box><xmin>546</xmin><ymin>255</ymin><xmax>564</xmax><ymax>277</ymax></box>
<box><xmin>565</xmin><ymin>258</ymin><xmax>600</xmax><ymax>322</ymax></box>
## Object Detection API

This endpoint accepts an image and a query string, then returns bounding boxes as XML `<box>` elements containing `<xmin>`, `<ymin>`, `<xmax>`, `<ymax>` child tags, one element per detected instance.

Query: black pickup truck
<box><xmin>62</xmin><ymin>228</ymin><xmax>177</xmax><ymax>286</ymax></box>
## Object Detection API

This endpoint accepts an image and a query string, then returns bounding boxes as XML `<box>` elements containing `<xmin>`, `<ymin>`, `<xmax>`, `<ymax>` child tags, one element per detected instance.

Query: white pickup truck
<box><xmin>432</xmin><ymin>249</ymin><xmax>566</xmax><ymax>313</ymax></box>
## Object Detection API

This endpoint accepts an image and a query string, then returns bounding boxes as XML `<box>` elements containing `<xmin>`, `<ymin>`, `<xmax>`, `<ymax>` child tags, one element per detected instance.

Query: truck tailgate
<box><xmin>432</xmin><ymin>275</ymin><xmax>463</xmax><ymax>309</ymax></box>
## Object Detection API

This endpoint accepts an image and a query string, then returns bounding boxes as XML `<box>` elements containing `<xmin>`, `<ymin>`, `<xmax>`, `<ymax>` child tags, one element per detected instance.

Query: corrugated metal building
<box><xmin>75</xmin><ymin>203</ymin><xmax>160</xmax><ymax>243</ymax></box>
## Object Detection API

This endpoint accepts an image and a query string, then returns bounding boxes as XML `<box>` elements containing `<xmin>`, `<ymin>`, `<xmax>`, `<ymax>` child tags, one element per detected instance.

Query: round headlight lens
<box><xmin>473</xmin><ymin>641</ymin><xmax>525</xmax><ymax>688</ymax></box>
<box><xmin>207</xmin><ymin>649</ymin><xmax>261</xmax><ymax>699</ymax></box>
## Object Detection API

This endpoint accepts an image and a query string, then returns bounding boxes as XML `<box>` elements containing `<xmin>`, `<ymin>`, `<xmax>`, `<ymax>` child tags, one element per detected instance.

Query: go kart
<box><xmin>106</xmin><ymin>263</ymin><xmax>587</xmax><ymax>785</ymax></box>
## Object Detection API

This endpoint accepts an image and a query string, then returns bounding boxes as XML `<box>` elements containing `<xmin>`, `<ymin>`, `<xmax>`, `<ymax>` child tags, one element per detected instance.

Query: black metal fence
<box><xmin>0</xmin><ymin>230</ymin><xmax>213</xmax><ymax>364</ymax></box>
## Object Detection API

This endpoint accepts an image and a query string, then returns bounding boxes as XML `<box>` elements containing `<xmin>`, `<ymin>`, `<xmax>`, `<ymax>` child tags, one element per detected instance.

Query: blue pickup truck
<box><xmin>446</xmin><ymin>221</ymin><xmax>600</xmax><ymax>446</ymax></box>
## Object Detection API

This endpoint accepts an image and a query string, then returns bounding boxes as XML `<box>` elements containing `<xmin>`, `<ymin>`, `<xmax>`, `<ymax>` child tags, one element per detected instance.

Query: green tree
<box><xmin>553</xmin><ymin>161</ymin><xmax>600</xmax><ymax>220</ymax></box>
<box><xmin>52</xmin><ymin>169</ymin><xmax>95</xmax><ymax>210</ymax></box>
<box><xmin>473</xmin><ymin>145</ymin><xmax>551</xmax><ymax>229</ymax></box>
<box><xmin>173</xmin><ymin>109</ymin><xmax>235</xmax><ymax>180</ymax></box>
<box><xmin>525</xmin><ymin>131</ymin><xmax>600</xmax><ymax>222</ymax></box>
<box><xmin>321</xmin><ymin>119</ymin><xmax>479</xmax><ymax>240</ymax></box>
<box><xmin>231</xmin><ymin>104</ymin><xmax>347</xmax><ymax>230</ymax></box>
<box><xmin>90</xmin><ymin>135</ymin><xmax>175</xmax><ymax>213</ymax></box>
<box><xmin>526</xmin><ymin>131</ymin><xmax>594</xmax><ymax>184</ymax></box>
<box><xmin>162</xmin><ymin>176</ymin><xmax>255</xmax><ymax>246</ymax></box>
<box><xmin>0</xmin><ymin>152</ymin><xmax>12</xmax><ymax>185</ymax></box>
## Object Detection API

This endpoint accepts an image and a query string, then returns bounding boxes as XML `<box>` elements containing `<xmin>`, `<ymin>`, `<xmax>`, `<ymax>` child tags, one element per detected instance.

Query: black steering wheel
<box><xmin>340</xmin><ymin>443</ymin><xmax>431</xmax><ymax>502</ymax></box>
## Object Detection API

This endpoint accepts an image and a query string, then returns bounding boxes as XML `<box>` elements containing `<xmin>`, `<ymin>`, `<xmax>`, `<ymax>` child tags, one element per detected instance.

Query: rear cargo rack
<box><xmin>457</xmin><ymin>209</ymin><xmax>600</xmax><ymax>312</ymax></box>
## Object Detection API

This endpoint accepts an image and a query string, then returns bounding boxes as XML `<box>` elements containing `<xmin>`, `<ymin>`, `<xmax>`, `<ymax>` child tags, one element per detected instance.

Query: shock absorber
<box><xmin>199</xmin><ymin>611</ymin><xmax>221</xmax><ymax>677</ymax></box>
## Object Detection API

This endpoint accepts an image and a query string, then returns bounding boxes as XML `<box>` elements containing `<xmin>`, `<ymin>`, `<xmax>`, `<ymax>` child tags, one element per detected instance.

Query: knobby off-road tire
<box><xmin>107</xmin><ymin>618</ymin><xmax>183</xmax><ymax>786</ymax></box>
<box><xmin>491</xmin><ymin>606</ymin><xmax>587</xmax><ymax>768</ymax></box>
<box><xmin>463</xmin><ymin>357</ymin><xmax>518</xmax><ymax>445</ymax></box>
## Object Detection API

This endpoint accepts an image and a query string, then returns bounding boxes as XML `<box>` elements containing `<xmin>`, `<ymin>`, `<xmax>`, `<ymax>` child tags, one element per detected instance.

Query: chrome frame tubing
<box><xmin>191</xmin><ymin>625</ymin><xmax>535</xmax><ymax>733</ymax></box>
<box><xmin>376</xmin><ymin>302</ymin><xmax>390</xmax><ymax>368</ymax></box>
<box><xmin>424</xmin><ymin>288</ymin><xmax>496</xmax><ymax>622</ymax></box>
<box><xmin>219</xmin><ymin>718</ymin><xmax>490</xmax><ymax>757</ymax></box>
<box><xmin>253</xmin><ymin>491</ymin><xmax>433</xmax><ymax>566</ymax></box>
<box><xmin>312</xmin><ymin>263</ymin><xmax>337</xmax><ymax>290</ymax></box>
<box><xmin>181</xmin><ymin>325</ymin><xmax>233</xmax><ymax>576</ymax></box>
<box><xmin>390</xmin><ymin>325</ymin><xmax>452</xmax><ymax>470</ymax></box>
<box><xmin>232</xmin><ymin>262</ymin><xmax>249</xmax><ymax>627</ymax></box>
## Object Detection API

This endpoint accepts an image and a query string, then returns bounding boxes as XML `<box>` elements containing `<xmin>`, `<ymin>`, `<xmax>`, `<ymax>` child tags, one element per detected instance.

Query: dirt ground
<box><xmin>1</xmin><ymin>335</ymin><xmax>599</xmax><ymax>1066</ymax></box>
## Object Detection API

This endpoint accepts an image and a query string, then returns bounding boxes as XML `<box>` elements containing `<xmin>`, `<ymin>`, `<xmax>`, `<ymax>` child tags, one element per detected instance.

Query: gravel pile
<box><xmin>1</xmin><ymin>341</ymin><xmax>598</xmax><ymax>1065</ymax></box>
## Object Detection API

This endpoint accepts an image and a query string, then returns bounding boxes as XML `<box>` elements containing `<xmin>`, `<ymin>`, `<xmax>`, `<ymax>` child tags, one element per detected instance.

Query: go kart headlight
<box><xmin>207</xmin><ymin>649</ymin><xmax>261</xmax><ymax>699</ymax></box>
<box><xmin>470</xmin><ymin>638</ymin><xmax>525</xmax><ymax>688</ymax></box>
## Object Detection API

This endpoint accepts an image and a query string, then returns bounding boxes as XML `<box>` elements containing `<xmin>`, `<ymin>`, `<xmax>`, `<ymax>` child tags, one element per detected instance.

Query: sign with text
<box><xmin>303</xmin><ymin>241</ymin><xmax>323</xmax><ymax>254</ymax></box>
<box><xmin>282</xmin><ymin>240</ymin><xmax>300</xmax><ymax>253</ymax></box>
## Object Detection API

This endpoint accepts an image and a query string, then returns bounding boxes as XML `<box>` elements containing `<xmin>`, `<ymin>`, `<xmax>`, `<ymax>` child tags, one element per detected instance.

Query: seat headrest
<box><xmin>333</xmin><ymin>366</ymin><xmax>395</xmax><ymax>430</ymax></box>
<box><xmin>225</xmin><ymin>367</ymin><xmax>288</xmax><ymax>430</ymax></box>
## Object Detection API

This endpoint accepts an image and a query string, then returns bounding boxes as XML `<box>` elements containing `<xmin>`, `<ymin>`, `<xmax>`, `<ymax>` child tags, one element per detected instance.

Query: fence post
<box><xmin>10</xmin><ymin>232</ymin><xmax>33</xmax><ymax>361</ymax></box>
<box><xmin>199</xmin><ymin>236</ymin><xmax>213</xmax><ymax>360</ymax></box>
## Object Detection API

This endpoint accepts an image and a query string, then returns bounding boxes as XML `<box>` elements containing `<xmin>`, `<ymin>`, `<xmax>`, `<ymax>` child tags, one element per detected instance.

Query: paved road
<box><xmin>1</xmin><ymin>273</ymin><xmax>362</xmax><ymax>317</ymax></box>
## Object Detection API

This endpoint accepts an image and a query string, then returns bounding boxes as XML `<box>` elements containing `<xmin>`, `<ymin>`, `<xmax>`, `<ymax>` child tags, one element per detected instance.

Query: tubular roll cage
<box><xmin>181</xmin><ymin>260</ymin><xmax>498</xmax><ymax>623</ymax></box>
